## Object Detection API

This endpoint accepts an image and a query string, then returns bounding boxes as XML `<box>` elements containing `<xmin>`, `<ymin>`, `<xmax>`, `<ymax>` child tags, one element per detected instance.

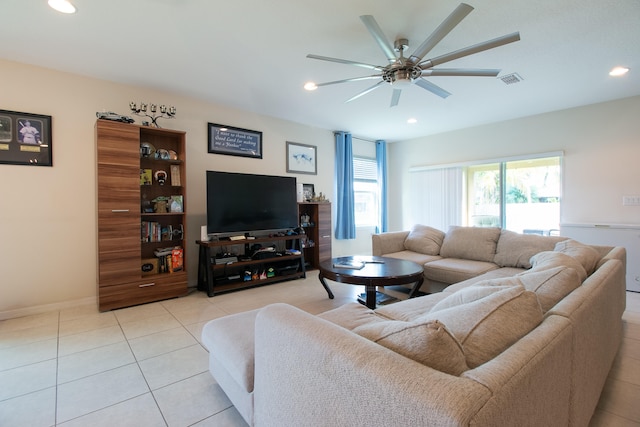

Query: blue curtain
<box><xmin>376</xmin><ymin>140</ymin><xmax>388</xmax><ymax>233</ymax></box>
<box><xmin>334</xmin><ymin>131</ymin><xmax>356</xmax><ymax>239</ymax></box>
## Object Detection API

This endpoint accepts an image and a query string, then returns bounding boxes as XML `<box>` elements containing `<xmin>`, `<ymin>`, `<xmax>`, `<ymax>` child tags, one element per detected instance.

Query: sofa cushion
<box><xmin>517</xmin><ymin>266</ymin><xmax>582</xmax><ymax>312</ymax></box>
<box><xmin>554</xmin><ymin>239</ymin><xmax>601</xmax><ymax>275</ymax></box>
<box><xmin>381</xmin><ymin>250</ymin><xmax>442</xmax><ymax>266</ymax></box>
<box><xmin>403</xmin><ymin>224</ymin><xmax>446</xmax><ymax>256</ymax></box>
<box><xmin>423</xmin><ymin>258</ymin><xmax>499</xmax><ymax>284</ymax></box>
<box><xmin>318</xmin><ymin>302</ymin><xmax>388</xmax><ymax>330</ymax></box>
<box><xmin>439</xmin><ymin>226</ymin><xmax>501</xmax><ymax>262</ymax></box>
<box><xmin>443</xmin><ymin>267</ymin><xmax>526</xmax><ymax>294</ymax></box>
<box><xmin>529</xmin><ymin>251</ymin><xmax>588</xmax><ymax>282</ymax></box>
<box><xmin>420</xmin><ymin>285</ymin><xmax>543</xmax><ymax>368</ymax></box>
<box><xmin>353</xmin><ymin>319</ymin><xmax>469</xmax><ymax>375</ymax></box>
<box><xmin>494</xmin><ymin>230</ymin><xmax>566</xmax><ymax>269</ymax></box>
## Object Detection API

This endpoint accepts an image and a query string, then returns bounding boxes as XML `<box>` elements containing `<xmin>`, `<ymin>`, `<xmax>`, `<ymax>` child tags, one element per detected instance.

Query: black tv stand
<box><xmin>196</xmin><ymin>234</ymin><xmax>306</xmax><ymax>297</ymax></box>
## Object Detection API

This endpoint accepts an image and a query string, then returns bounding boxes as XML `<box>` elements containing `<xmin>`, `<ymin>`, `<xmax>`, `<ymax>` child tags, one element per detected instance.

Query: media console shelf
<box><xmin>196</xmin><ymin>234</ymin><xmax>306</xmax><ymax>297</ymax></box>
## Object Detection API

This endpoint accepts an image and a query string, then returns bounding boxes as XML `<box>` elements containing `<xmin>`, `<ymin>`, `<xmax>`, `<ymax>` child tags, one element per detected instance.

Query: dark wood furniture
<box><xmin>96</xmin><ymin>119</ymin><xmax>188</xmax><ymax>311</ymax></box>
<box><xmin>318</xmin><ymin>256</ymin><xmax>424</xmax><ymax>309</ymax></box>
<box><xmin>196</xmin><ymin>235</ymin><xmax>306</xmax><ymax>297</ymax></box>
<box><xmin>298</xmin><ymin>202</ymin><xmax>331</xmax><ymax>269</ymax></box>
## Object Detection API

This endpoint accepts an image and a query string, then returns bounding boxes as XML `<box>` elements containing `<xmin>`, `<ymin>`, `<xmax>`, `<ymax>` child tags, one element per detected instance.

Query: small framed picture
<box><xmin>303</xmin><ymin>184</ymin><xmax>315</xmax><ymax>201</ymax></box>
<box><xmin>286</xmin><ymin>141</ymin><xmax>317</xmax><ymax>175</ymax></box>
<box><xmin>0</xmin><ymin>110</ymin><xmax>52</xmax><ymax>166</ymax></box>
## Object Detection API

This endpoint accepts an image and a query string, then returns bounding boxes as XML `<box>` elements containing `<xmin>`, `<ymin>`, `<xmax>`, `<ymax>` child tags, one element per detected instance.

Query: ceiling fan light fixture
<box><xmin>609</xmin><ymin>66</ymin><xmax>629</xmax><ymax>77</ymax></box>
<box><xmin>304</xmin><ymin>82</ymin><xmax>318</xmax><ymax>91</ymax></box>
<box><xmin>407</xmin><ymin>118</ymin><xmax>417</xmax><ymax>124</ymax></box>
<box><xmin>48</xmin><ymin>0</ymin><xmax>76</xmax><ymax>14</ymax></box>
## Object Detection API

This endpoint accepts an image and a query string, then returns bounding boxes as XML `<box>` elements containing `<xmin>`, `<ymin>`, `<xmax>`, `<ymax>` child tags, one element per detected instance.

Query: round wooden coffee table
<box><xmin>318</xmin><ymin>256</ymin><xmax>424</xmax><ymax>309</ymax></box>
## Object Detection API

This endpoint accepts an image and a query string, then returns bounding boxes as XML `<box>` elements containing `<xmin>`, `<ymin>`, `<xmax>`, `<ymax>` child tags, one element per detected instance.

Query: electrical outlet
<box><xmin>622</xmin><ymin>195</ymin><xmax>640</xmax><ymax>206</ymax></box>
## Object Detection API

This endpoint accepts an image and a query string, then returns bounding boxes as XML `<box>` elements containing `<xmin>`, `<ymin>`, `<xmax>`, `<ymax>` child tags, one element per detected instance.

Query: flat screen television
<box><xmin>206</xmin><ymin>171</ymin><xmax>299</xmax><ymax>235</ymax></box>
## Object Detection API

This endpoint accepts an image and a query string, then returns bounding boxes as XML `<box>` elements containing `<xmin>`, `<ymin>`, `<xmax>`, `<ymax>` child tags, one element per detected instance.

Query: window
<box><xmin>467</xmin><ymin>156</ymin><xmax>561</xmax><ymax>233</ymax></box>
<box><xmin>409</xmin><ymin>153</ymin><xmax>561</xmax><ymax>234</ymax></box>
<box><xmin>353</xmin><ymin>156</ymin><xmax>379</xmax><ymax>227</ymax></box>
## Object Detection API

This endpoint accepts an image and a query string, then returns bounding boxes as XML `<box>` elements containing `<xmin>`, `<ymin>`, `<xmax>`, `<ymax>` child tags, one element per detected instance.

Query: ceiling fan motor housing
<box><xmin>384</xmin><ymin>65</ymin><xmax>423</xmax><ymax>86</ymax></box>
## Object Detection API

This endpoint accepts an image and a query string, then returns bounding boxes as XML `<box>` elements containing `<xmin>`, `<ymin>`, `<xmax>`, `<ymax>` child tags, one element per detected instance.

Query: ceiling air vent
<box><xmin>499</xmin><ymin>73</ymin><xmax>523</xmax><ymax>85</ymax></box>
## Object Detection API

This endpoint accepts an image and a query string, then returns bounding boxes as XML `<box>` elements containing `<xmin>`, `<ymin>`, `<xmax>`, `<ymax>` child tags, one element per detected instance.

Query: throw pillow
<box><xmin>318</xmin><ymin>302</ymin><xmax>387</xmax><ymax>330</ymax></box>
<box><xmin>429</xmin><ymin>277</ymin><xmax>523</xmax><ymax>313</ymax></box>
<box><xmin>493</xmin><ymin>229</ymin><xmax>566</xmax><ymax>268</ymax></box>
<box><xmin>528</xmin><ymin>251</ymin><xmax>588</xmax><ymax>282</ymax></box>
<box><xmin>439</xmin><ymin>226</ymin><xmax>501</xmax><ymax>262</ymax></box>
<box><xmin>353</xmin><ymin>319</ymin><xmax>469</xmax><ymax>376</ymax></box>
<box><xmin>517</xmin><ymin>266</ymin><xmax>581</xmax><ymax>312</ymax></box>
<box><xmin>403</xmin><ymin>224</ymin><xmax>446</xmax><ymax>256</ymax></box>
<box><xmin>420</xmin><ymin>285</ymin><xmax>543</xmax><ymax>368</ymax></box>
<box><xmin>554</xmin><ymin>239</ymin><xmax>601</xmax><ymax>275</ymax></box>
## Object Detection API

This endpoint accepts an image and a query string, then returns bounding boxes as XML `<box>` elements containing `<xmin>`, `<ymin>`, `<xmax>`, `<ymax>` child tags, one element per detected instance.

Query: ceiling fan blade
<box><xmin>390</xmin><ymin>89</ymin><xmax>402</xmax><ymax>107</ymax></box>
<box><xmin>307</xmin><ymin>54</ymin><xmax>382</xmax><ymax>70</ymax></box>
<box><xmin>360</xmin><ymin>15</ymin><xmax>397</xmax><ymax>63</ymax></box>
<box><xmin>421</xmin><ymin>68</ymin><xmax>500</xmax><ymax>77</ymax></box>
<box><xmin>421</xmin><ymin>32</ymin><xmax>521</xmax><ymax>69</ymax></box>
<box><xmin>408</xmin><ymin>3</ymin><xmax>474</xmax><ymax>64</ymax></box>
<box><xmin>315</xmin><ymin>75</ymin><xmax>382</xmax><ymax>87</ymax></box>
<box><xmin>415</xmin><ymin>78</ymin><xmax>452</xmax><ymax>99</ymax></box>
<box><xmin>345</xmin><ymin>81</ymin><xmax>386</xmax><ymax>103</ymax></box>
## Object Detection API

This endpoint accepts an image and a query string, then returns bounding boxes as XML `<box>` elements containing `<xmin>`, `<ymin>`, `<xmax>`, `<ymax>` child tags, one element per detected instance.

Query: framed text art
<box><xmin>286</xmin><ymin>141</ymin><xmax>317</xmax><ymax>175</ymax></box>
<box><xmin>0</xmin><ymin>110</ymin><xmax>52</xmax><ymax>166</ymax></box>
<box><xmin>208</xmin><ymin>123</ymin><xmax>262</xmax><ymax>159</ymax></box>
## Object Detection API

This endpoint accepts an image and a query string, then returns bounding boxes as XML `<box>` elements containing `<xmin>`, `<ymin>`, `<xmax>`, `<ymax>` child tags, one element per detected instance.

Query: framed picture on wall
<box><xmin>208</xmin><ymin>123</ymin><xmax>262</xmax><ymax>159</ymax></box>
<box><xmin>0</xmin><ymin>110</ymin><xmax>52</xmax><ymax>166</ymax></box>
<box><xmin>286</xmin><ymin>141</ymin><xmax>317</xmax><ymax>175</ymax></box>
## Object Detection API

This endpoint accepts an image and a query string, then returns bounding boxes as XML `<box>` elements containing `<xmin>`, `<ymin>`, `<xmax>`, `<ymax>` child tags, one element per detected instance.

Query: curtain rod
<box><xmin>333</xmin><ymin>131</ymin><xmax>379</xmax><ymax>143</ymax></box>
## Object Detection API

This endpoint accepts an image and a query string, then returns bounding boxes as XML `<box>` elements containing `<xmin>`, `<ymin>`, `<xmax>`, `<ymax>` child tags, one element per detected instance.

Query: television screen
<box><xmin>206</xmin><ymin>171</ymin><xmax>299</xmax><ymax>235</ymax></box>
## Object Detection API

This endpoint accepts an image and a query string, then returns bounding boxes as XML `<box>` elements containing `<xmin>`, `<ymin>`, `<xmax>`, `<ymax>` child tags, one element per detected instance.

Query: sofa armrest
<box><xmin>372</xmin><ymin>231</ymin><xmax>409</xmax><ymax>256</ymax></box>
<box><xmin>253</xmin><ymin>303</ymin><xmax>489</xmax><ymax>427</ymax></box>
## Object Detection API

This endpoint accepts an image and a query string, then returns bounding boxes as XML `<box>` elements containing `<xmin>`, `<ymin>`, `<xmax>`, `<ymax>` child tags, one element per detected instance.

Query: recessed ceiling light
<box><xmin>407</xmin><ymin>118</ymin><xmax>417</xmax><ymax>124</ymax></box>
<box><xmin>304</xmin><ymin>82</ymin><xmax>318</xmax><ymax>91</ymax></box>
<box><xmin>609</xmin><ymin>66</ymin><xmax>629</xmax><ymax>77</ymax></box>
<box><xmin>48</xmin><ymin>0</ymin><xmax>76</xmax><ymax>14</ymax></box>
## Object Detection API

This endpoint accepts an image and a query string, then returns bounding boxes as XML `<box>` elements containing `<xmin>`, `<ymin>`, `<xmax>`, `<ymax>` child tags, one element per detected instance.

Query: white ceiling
<box><xmin>2</xmin><ymin>0</ymin><xmax>639</xmax><ymax>141</ymax></box>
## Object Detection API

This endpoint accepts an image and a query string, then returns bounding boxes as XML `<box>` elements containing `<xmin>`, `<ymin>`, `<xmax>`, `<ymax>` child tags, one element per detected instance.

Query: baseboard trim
<box><xmin>0</xmin><ymin>297</ymin><xmax>96</xmax><ymax>321</ymax></box>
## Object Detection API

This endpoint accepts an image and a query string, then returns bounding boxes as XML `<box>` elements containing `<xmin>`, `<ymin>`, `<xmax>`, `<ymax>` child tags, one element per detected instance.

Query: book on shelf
<box><xmin>171</xmin><ymin>247</ymin><xmax>184</xmax><ymax>272</ymax></box>
<box><xmin>170</xmin><ymin>164</ymin><xmax>181</xmax><ymax>186</ymax></box>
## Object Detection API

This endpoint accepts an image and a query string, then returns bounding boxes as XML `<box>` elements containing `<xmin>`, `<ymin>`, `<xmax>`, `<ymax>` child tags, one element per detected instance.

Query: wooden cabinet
<box><xmin>96</xmin><ymin>119</ymin><xmax>187</xmax><ymax>311</ymax></box>
<box><xmin>298</xmin><ymin>202</ymin><xmax>332</xmax><ymax>269</ymax></box>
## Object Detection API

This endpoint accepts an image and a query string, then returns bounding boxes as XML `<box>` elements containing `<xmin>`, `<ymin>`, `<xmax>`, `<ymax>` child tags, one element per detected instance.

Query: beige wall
<box><xmin>0</xmin><ymin>59</ymin><xmax>335</xmax><ymax>317</ymax></box>
<box><xmin>387</xmin><ymin>96</ymin><xmax>640</xmax><ymax>231</ymax></box>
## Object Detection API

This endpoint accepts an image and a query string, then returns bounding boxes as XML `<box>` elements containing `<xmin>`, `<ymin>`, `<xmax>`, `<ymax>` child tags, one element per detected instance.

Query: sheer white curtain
<box><xmin>408</xmin><ymin>167</ymin><xmax>463</xmax><ymax>231</ymax></box>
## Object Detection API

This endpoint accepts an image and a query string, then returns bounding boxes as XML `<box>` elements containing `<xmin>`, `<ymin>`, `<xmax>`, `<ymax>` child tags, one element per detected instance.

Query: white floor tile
<box><xmin>0</xmin><ymin>321</ymin><xmax>59</xmax><ymax>349</ymax></box>
<box><xmin>0</xmin><ymin>387</ymin><xmax>56</xmax><ymax>427</ymax></box>
<box><xmin>153</xmin><ymin>372</ymin><xmax>232</xmax><ymax>427</ymax></box>
<box><xmin>0</xmin><ymin>338</ymin><xmax>57</xmax><ymax>371</ymax></box>
<box><xmin>0</xmin><ymin>311</ymin><xmax>59</xmax><ymax>333</ymax></box>
<box><xmin>56</xmin><ymin>363</ymin><xmax>149</xmax><ymax>423</ymax></box>
<box><xmin>57</xmin><ymin>393</ymin><xmax>166</xmax><ymax>427</ymax></box>
<box><xmin>0</xmin><ymin>359</ymin><xmax>57</xmax><ymax>401</ymax></box>
<box><xmin>57</xmin><ymin>341</ymin><xmax>135</xmax><ymax>384</ymax></box>
<box><xmin>128</xmin><ymin>326</ymin><xmax>197</xmax><ymax>361</ymax></box>
<box><xmin>139</xmin><ymin>344</ymin><xmax>209</xmax><ymax>390</ymax></box>
<box><xmin>118</xmin><ymin>313</ymin><xmax>182</xmax><ymax>340</ymax></box>
<box><xmin>57</xmin><ymin>325</ymin><xmax>125</xmax><ymax>357</ymax></box>
<box><xmin>113</xmin><ymin>302</ymin><xmax>170</xmax><ymax>324</ymax></box>
<box><xmin>58</xmin><ymin>312</ymin><xmax>118</xmax><ymax>337</ymax></box>
<box><xmin>192</xmin><ymin>407</ymin><xmax>249</xmax><ymax>427</ymax></box>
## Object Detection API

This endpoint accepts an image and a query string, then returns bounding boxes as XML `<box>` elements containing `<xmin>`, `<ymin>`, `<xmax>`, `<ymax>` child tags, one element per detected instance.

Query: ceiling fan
<box><xmin>306</xmin><ymin>3</ymin><xmax>520</xmax><ymax>107</ymax></box>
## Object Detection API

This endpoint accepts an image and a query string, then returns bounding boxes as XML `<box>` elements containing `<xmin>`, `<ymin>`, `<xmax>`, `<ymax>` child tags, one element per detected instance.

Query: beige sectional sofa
<box><xmin>202</xmin><ymin>225</ymin><xmax>626</xmax><ymax>426</ymax></box>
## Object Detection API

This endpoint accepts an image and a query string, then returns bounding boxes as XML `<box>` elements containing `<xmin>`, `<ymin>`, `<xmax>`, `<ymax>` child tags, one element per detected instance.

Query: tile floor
<box><xmin>0</xmin><ymin>276</ymin><xmax>638</xmax><ymax>426</ymax></box>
